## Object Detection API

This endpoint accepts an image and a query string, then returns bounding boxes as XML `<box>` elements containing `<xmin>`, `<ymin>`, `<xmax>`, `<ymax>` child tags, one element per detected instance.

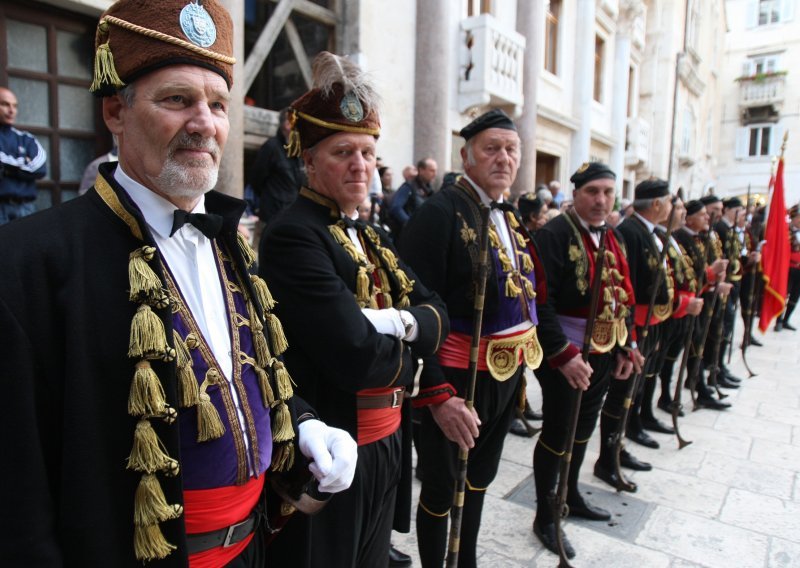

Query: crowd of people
<box><xmin>1</xmin><ymin>1</ymin><xmax>799</xmax><ymax>567</ymax></box>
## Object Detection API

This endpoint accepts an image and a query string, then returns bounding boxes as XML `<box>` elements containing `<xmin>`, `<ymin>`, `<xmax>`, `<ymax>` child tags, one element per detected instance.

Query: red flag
<box><xmin>759</xmin><ymin>157</ymin><xmax>790</xmax><ymax>332</ymax></box>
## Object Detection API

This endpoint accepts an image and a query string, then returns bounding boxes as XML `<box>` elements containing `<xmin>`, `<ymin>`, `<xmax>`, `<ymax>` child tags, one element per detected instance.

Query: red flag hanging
<box><xmin>759</xmin><ymin>156</ymin><xmax>790</xmax><ymax>332</ymax></box>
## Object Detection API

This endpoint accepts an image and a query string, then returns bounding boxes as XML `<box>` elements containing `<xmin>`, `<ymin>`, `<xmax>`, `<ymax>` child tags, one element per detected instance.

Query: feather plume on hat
<box><xmin>286</xmin><ymin>51</ymin><xmax>381</xmax><ymax>156</ymax></box>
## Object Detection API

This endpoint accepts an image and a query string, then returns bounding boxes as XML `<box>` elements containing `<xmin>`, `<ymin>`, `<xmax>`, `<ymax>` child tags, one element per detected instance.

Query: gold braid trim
<box><xmin>329</xmin><ymin>223</ymin><xmax>374</xmax><ymax>307</ymax></box>
<box><xmin>94</xmin><ymin>175</ymin><xmax>143</xmax><ymax>240</ymax></box>
<box><xmin>237</xmin><ymin>232</ymin><xmax>257</xmax><ymax>269</ymax></box>
<box><xmin>295</xmin><ymin>110</ymin><xmax>380</xmax><ymax>136</ymax></box>
<box><xmin>238</xmin><ymin>352</ymin><xmax>275</xmax><ymax>408</ymax></box>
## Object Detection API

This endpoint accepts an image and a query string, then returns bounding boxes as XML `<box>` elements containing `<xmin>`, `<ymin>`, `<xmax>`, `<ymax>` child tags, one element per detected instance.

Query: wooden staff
<box><xmin>549</xmin><ymin>226</ymin><xmax>609</xmax><ymax>568</ymax></box>
<box><xmin>445</xmin><ymin>205</ymin><xmax>491</xmax><ymax>568</ymax></box>
<box><xmin>611</xmin><ymin>197</ymin><xmax>678</xmax><ymax>492</ymax></box>
<box><xmin>740</xmin><ymin>183</ymin><xmax>757</xmax><ymax>377</ymax></box>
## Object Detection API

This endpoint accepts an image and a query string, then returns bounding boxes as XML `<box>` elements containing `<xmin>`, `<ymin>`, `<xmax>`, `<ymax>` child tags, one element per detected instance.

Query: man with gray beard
<box><xmin>0</xmin><ymin>1</ymin><xmax>358</xmax><ymax>566</ymax></box>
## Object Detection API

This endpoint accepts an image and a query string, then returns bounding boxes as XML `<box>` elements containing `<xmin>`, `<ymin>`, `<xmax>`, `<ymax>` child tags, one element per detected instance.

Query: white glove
<box><xmin>297</xmin><ymin>419</ymin><xmax>358</xmax><ymax>494</ymax></box>
<box><xmin>361</xmin><ymin>307</ymin><xmax>405</xmax><ymax>337</ymax></box>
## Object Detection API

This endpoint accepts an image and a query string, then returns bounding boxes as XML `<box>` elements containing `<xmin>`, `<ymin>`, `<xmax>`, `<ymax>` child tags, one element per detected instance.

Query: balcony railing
<box><xmin>458</xmin><ymin>14</ymin><xmax>526</xmax><ymax>114</ymax></box>
<box><xmin>625</xmin><ymin>116</ymin><xmax>650</xmax><ymax>167</ymax></box>
<box><xmin>738</xmin><ymin>73</ymin><xmax>786</xmax><ymax>109</ymax></box>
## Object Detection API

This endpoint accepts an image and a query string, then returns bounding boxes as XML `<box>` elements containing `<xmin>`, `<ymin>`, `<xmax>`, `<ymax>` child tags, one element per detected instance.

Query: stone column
<box><xmin>609</xmin><ymin>32</ymin><xmax>631</xmax><ymax>188</ymax></box>
<box><xmin>512</xmin><ymin>0</ymin><xmax>545</xmax><ymax>199</ymax></box>
<box><xmin>217</xmin><ymin>0</ymin><xmax>244</xmax><ymax>199</ymax></box>
<box><xmin>569</xmin><ymin>0</ymin><xmax>596</xmax><ymax>174</ymax></box>
<box><xmin>414</xmin><ymin>0</ymin><xmax>449</xmax><ymax>179</ymax></box>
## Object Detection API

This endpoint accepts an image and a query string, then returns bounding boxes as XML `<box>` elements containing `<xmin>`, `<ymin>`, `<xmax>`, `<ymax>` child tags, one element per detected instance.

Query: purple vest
<box><xmin>168</xmin><ymin>250</ymin><xmax>272</xmax><ymax>489</ymax></box>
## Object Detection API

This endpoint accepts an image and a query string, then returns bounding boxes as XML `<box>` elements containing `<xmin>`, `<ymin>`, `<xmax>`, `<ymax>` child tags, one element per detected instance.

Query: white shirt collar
<box><xmin>574</xmin><ymin>212</ymin><xmax>606</xmax><ymax>233</ymax></box>
<box><xmin>114</xmin><ymin>165</ymin><xmax>207</xmax><ymax>239</ymax></box>
<box><xmin>463</xmin><ymin>174</ymin><xmax>504</xmax><ymax>207</ymax></box>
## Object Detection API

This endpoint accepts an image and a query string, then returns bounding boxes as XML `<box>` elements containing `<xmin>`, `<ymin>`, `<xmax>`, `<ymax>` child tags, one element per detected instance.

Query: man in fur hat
<box><xmin>258</xmin><ymin>52</ymin><xmax>448</xmax><ymax>567</ymax></box>
<box><xmin>0</xmin><ymin>2</ymin><xmax>358</xmax><ymax>566</ymax></box>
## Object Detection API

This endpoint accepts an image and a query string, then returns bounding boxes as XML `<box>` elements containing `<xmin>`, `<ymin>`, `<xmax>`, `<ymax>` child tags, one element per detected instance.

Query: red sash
<box><xmin>357</xmin><ymin>387</ymin><xmax>402</xmax><ymax>446</ymax></box>
<box><xmin>184</xmin><ymin>475</ymin><xmax>264</xmax><ymax>568</ymax></box>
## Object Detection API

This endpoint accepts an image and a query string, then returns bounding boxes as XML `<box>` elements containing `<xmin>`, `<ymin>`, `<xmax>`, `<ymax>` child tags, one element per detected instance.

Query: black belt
<box><xmin>356</xmin><ymin>388</ymin><xmax>404</xmax><ymax>409</ymax></box>
<box><xmin>185</xmin><ymin>513</ymin><xmax>258</xmax><ymax>554</ymax></box>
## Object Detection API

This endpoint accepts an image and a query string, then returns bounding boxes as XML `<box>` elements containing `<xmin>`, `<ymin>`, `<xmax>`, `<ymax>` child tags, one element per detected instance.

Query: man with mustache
<box><xmin>399</xmin><ymin>109</ymin><xmax>545</xmax><ymax>568</ymax></box>
<box><xmin>0</xmin><ymin>2</ymin><xmax>358</xmax><ymax>566</ymax></box>
<box><xmin>258</xmin><ymin>52</ymin><xmax>448</xmax><ymax>567</ymax></box>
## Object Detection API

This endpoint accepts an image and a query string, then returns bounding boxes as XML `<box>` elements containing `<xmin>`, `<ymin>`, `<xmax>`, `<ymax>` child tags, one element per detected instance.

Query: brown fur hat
<box><xmin>90</xmin><ymin>0</ymin><xmax>235</xmax><ymax>96</ymax></box>
<box><xmin>286</xmin><ymin>52</ymin><xmax>381</xmax><ymax>156</ymax></box>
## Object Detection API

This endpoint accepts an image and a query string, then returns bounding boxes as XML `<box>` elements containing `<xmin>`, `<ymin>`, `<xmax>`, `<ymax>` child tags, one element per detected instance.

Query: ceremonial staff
<box><xmin>610</xmin><ymin>197</ymin><xmax>677</xmax><ymax>492</ymax></box>
<box><xmin>549</xmin><ymin>225</ymin><xmax>609</xmax><ymax>567</ymax></box>
<box><xmin>445</xmin><ymin>205</ymin><xmax>491</xmax><ymax>568</ymax></box>
<box><xmin>740</xmin><ymin>183</ymin><xmax>758</xmax><ymax>377</ymax></box>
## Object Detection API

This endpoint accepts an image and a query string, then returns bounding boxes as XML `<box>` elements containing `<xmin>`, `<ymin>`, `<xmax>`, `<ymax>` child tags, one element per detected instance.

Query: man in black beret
<box><xmin>530</xmin><ymin>161</ymin><xmax>640</xmax><ymax>558</ymax></box>
<box><xmin>399</xmin><ymin>108</ymin><xmax>545</xmax><ymax>567</ymax></box>
<box><xmin>518</xmin><ymin>193</ymin><xmax>548</xmax><ymax>234</ymax></box>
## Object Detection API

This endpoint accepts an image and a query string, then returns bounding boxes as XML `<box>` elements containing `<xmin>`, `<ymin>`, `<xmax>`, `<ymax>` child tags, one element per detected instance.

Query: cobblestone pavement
<box><xmin>393</xmin><ymin>325</ymin><xmax>800</xmax><ymax>567</ymax></box>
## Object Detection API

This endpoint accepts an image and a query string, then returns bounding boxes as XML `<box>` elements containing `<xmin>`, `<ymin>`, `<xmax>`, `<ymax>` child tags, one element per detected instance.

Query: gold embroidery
<box><xmin>485</xmin><ymin>326</ymin><xmax>542</xmax><ymax>380</ymax></box>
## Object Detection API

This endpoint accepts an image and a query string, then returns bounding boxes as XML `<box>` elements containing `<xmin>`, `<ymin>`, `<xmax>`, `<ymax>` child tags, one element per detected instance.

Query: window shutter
<box><xmin>735</xmin><ymin>127</ymin><xmax>750</xmax><ymax>158</ymax></box>
<box><xmin>745</xmin><ymin>0</ymin><xmax>759</xmax><ymax>27</ymax></box>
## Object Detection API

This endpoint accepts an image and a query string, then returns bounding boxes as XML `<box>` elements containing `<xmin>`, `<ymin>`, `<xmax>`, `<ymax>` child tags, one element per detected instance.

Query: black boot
<box><xmin>416</xmin><ymin>504</ymin><xmax>448</xmax><ymax>568</ymax></box>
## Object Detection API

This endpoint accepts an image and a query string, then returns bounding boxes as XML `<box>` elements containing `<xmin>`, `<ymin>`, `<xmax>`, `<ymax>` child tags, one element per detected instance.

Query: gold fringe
<box><xmin>251</xmin><ymin>275</ymin><xmax>276</xmax><ymax>311</ymax></box>
<box><xmin>128</xmin><ymin>246</ymin><xmax>162</xmax><ymax>304</ymax></box>
<box><xmin>127</xmin><ymin>420</ymin><xmax>174</xmax><ymax>474</ymax></box>
<box><xmin>133</xmin><ymin>523</ymin><xmax>177</xmax><ymax>562</ymax></box>
<box><xmin>523</xmin><ymin>278</ymin><xmax>535</xmax><ymax>298</ymax></box>
<box><xmin>255</xmin><ymin>365</ymin><xmax>275</xmax><ymax>407</ymax></box>
<box><xmin>196</xmin><ymin>393</ymin><xmax>226</xmax><ymax>442</ymax></box>
<box><xmin>505</xmin><ymin>273</ymin><xmax>522</xmax><ymax>297</ymax></box>
<box><xmin>134</xmin><ymin>474</ymin><xmax>183</xmax><ymax>526</ymax></box>
<box><xmin>237</xmin><ymin>232</ymin><xmax>257</xmax><ymax>268</ymax></box>
<box><xmin>521</xmin><ymin>253</ymin><xmax>533</xmax><ymax>273</ymax></box>
<box><xmin>90</xmin><ymin>42</ymin><xmax>125</xmax><ymax>93</ymax></box>
<box><xmin>272</xmin><ymin>360</ymin><xmax>295</xmax><ymax>400</ymax></box>
<box><xmin>128</xmin><ymin>304</ymin><xmax>168</xmax><ymax>359</ymax></box>
<box><xmin>271</xmin><ymin>401</ymin><xmax>294</xmax><ymax>442</ymax></box>
<box><xmin>266</xmin><ymin>313</ymin><xmax>289</xmax><ymax>355</ymax></box>
<box><xmin>356</xmin><ymin>266</ymin><xmax>371</xmax><ymax>307</ymax></box>
<box><xmin>128</xmin><ymin>360</ymin><xmax>167</xmax><ymax>416</ymax></box>
<box><xmin>271</xmin><ymin>441</ymin><xmax>295</xmax><ymax>472</ymax></box>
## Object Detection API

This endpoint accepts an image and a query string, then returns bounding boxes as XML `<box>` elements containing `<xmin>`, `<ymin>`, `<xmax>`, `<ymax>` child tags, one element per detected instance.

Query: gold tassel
<box><xmin>255</xmin><ymin>365</ymin><xmax>275</xmax><ymax>407</ymax></box>
<box><xmin>498</xmin><ymin>251</ymin><xmax>514</xmax><ymax>273</ymax></box>
<box><xmin>133</xmin><ymin>523</ymin><xmax>177</xmax><ymax>562</ymax></box>
<box><xmin>518</xmin><ymin>373</ymin><xmax>528</xmax><ymax>411</ymax></box>
<box><xmin>128</xmin><ymin>360</ymin><xmax>167</xmax><ymax>416</ymax></box>
<box><xmin>237</xmin><ymin>232</ymin><xmax>257</xmax><ymax>268</ymax></box>
<box><xmin>127</xmin><ymin>420</ymin><xmax>174</xmax><ymax>474</ymax></box>
<box><xmin>604</xmin><ymin>287</ymin><xmax>613</xmax><ymax>303</ymax></box>
<box><xmin>505</xmin><ymin>273</ymin><xmax>522</xmax><ymax>297</ymax></box>
<box><xmin>514</xmin><ymin>230</ymin><xmax>527</xmax><ymax>249</ymax></box>
<box><xmin>271</xmin><ymin>401</ymin><xmax>295</xmax><ymax>442</ymax></box>
<box><xmin>271</xmin><ymin>441</ymin><xmax>295</xmax><ymax>472</ymax></box>
<box><xmin>128</xmin><ymin>304</ymin><xmax>168</xmax><ymax>359</ymax></box>
<box><xmin>285</xmin><ymin>127</ymin><xmax>303</xmax><ymax>158</ymax></box>
<box><xmin>90</xmin><ymin>41</ymin><xmax>125</xmax><ymax>93</ymax></box>
<box><xmin>251</xmin><ymin>275</ymin><xmax>276</xmax><ymax>311</ymax></box>
<box><xmin>506</xmin><ymin>211</ymin><xmax>520</xmax><ymax>229</ymax></box>
<box><xmin>489</xmin><ymin>229</ymin><xmax>501</xmax><ymax>249</ymax></box>
<box><xmin>173</xmin><ymin>331</ymin><xmax>191</xmax><ymax>367</ymax></box>
<box><xmin>379</xmin><ymin>247</ymin><xmax>400</xmax><ymax>271</ymax></box>
<box><xmin>395</xmin><ymin>269</ymin><xmax>416</xmax><ymax>295</ymax></box>
<box><xmin>134</xmin><ymin>474</ymin><xmax>183</xmax><ymax>526</ymax></box>
<box><xmin>196</xmin><ymin>393</ymin><xmax>226</xmax><ymax>442</ymax></box>
<box><xmin>253</xmin><ymin>329</ymin><xmax>272</xmax><ymax>368</ymax></box>
<box><xmin>356</xmin><ymin>266</ymin><xmax>371</xmax><ymax>307</ymax></box>
<box><xmin>128</xmin><ymin>247</ymin><xmax>162</xmax><ymax>303</ymax></box>
<box><xmin>396</xmin><ymin>296</ymin><xmax>410</xmax><ymax>309</ymax></box>
<box><xmin>523</xmin><ymin>278</ymin><xmax>535</xmax><ymax>298</ymax></box>
<box><xmin>266</xmin><ymin>313</ymin><xmax>289</xmax><ymax>355</ymax></box>
<box><xmin>272</xmin><ymin>360</ymin><xmax>294</xmax><ymax>400</ymax></box>
<box><xmin>177</xmin><ymin>365</ymin><xmax>200</xmax><ymax>408</ymax></box>
<box><xmin>521</xmin><ymin>253</ymin><xmax>533</xmax><ymax>273</ymax></box>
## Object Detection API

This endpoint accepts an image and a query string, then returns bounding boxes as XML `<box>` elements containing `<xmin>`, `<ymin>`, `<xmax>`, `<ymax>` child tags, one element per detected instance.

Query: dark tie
<box><xmin>340</xmin><ymin>216</ymin><xmax>366</xmax><ymax>231</ymax></box>
<box><xmin>490</xmin><ymin>201</ymin><xmax>515</xmax><ymax>213</ymax></box>
<box><xmin>170</xmin><ymin>209</ymin><xmax>224</xmax><ymax>239</ymax></box>
<box><xmin>588</xmin><ymin>223</ymin><xmax>606</xmax><ymax>234</ymax></box>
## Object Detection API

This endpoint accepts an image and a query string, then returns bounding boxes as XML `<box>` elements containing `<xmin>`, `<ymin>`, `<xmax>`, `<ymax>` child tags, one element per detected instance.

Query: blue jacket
<box><xmin>0</xmin><ymin>125</ymin><xmax>47</xmax><ymax>200</ymax></box>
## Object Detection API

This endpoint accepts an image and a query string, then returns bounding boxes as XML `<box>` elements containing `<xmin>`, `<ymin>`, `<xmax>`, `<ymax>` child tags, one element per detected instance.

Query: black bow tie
<box><xmin>170</xmin><ymin>209</ymin><xmax>224</xmax><ymax>239</ymax></box>
<box><xmin>588</xmin><ymin>224</ymin><xmax>606</xmax><ymax>234</ymax></box>
<box><xmin>490</xmin><ymin>201</ymin><xmax>515</xmax><ymax>213</ymax></box>
<box><xmin>340</xmin><ymin>216</ymin><xmax>367</xmax><ymax>231</ymax></box>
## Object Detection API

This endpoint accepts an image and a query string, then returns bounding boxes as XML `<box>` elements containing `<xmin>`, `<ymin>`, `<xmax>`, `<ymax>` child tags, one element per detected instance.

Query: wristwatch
<box><xmin>399</xmin><ymin>310</ymin><xmax>414</xmax><ymax>339</ymax></box>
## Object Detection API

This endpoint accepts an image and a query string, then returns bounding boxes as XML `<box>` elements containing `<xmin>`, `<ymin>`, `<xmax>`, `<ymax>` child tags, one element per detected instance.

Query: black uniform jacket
<box><xmin>617</xmin><ymin>215</ymin><xmax>671</xmax><ymax>313</ymax></box>
<box><xmin>258</xmin><ymin>188</ymin><xmax>448</xmax><ymax>531</ymax></box>
<box><xmin>0</xmin><ymin>163</ymin><xmax>311</xmax><ymax>566</ymax></box>
<box><xmin>397</xmin><ymin>180</ymin><xmax>546</xmax><ymax>395</ymax></box>
<box><xmin>675</xmin><ymin>227</ymin><xmax>712</xmax><ymax>293</ymax></box>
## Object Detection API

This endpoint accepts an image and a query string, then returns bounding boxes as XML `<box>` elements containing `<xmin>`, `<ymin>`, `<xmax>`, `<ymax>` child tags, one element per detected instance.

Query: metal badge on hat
<box><xmin>577</xmin><ymin>162</ymin><xmax>590</xmax><ymax>173</ymax></box>
<box><xmin>340</xmin><ymin>91</ymin><xmax>364</xmax><ymax>122</ymax></box>
<box><xmin>180</xmin><ymin>0</ymin><xmax>217</xmax><ymax>48</ymax></box>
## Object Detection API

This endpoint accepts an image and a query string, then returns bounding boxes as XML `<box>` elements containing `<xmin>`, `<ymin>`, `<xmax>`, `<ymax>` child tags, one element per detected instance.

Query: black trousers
<box><xmin>416</xmin><ymin>365</ymin><xmax>521</xmax><ymax>568</ymax></box>
<box><xmin>269</xmin><ymin>430</ymin><xmax>402</xmax><ymax>568</ymax></box>
<box><xmin>656</xmin><ymin>316</ymin><xmax>693</xmax><ymax>403</ymax></box>
<box><xmin>532</xmin><ymin>352</ymin><xmax>613</xmax><ymax>524</ymax></box>
<box><xmin>718</xmin><ymin>282</ymin><xmax>740</xmax><ymax>366</ymax></box>
<box><xmin>781</xmin><ymin>267</ymin><xmax>800</xmax><ymax>323</ymax></box>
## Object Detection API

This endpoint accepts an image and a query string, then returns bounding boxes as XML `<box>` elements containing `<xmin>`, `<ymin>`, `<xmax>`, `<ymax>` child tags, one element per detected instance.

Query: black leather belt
<box><xmin>185</xmin><ymin>513</ymin><xmax>258</xmax><ymax>554</ymax></box>
<box><xmin>356</xmin><ymin>388</ymin><xmax>404</xmax><ymax>409</ymax></box>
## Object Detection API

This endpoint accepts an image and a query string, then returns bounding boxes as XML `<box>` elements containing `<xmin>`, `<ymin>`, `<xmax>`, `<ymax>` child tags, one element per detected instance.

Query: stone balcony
<box><xmin>738</xmin><ymin>73</ymin><xmax>786</xmax><ymax>111</ymax></box>
<box><xmin>625</xmin><ymin>116</ymin><xmax>651</xmax><ymax>167</ymax></box>
<box><xmin>457</xmin><ymin>14</ymin><xmax>526</xmax><ymax>115</ymax></box>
